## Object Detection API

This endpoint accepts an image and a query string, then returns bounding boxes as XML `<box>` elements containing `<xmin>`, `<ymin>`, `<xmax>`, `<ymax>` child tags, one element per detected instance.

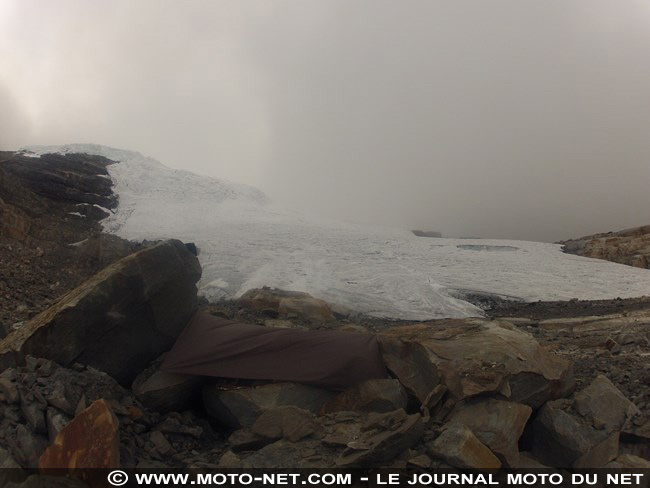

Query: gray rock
<box><xmin>0</xmin><ymin>377</ymin><xmax>18</xmax><ymax>403</ymax></box>
<box><xmin>45</xmin><ymin>408</ymin><xmax>69</xmax><ymax>442</ymax></box>
<box><xmin>150</xmin><ymin>431</ymin><xmax>174</xmax><ymax>455</ymax></box>
<box><xmin>532</xmin><ymin>400</ymin><xmax>619</xmax><ymax>468</ymax></box>
<box><xmin>574</xmin><ymin>375</ymin><xmax>640</xmax><ymax>431</ymax></box>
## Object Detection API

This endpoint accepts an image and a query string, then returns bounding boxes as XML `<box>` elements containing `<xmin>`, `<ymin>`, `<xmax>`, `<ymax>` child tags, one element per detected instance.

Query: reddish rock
<box><xmin>39</xmin><ymin>399</ymin><xmax>119</xmax><ymax>478</ymax></box>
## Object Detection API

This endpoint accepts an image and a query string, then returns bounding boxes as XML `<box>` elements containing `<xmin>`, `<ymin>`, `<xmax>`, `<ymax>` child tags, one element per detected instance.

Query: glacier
<box><xmin>21</xmin><ymin>144</ymin><xmax>650</xmax><ymax>320</ymax></box>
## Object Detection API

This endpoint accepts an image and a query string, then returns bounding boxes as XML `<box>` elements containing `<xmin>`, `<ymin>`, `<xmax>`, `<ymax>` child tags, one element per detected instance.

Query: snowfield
<box><xmin>21</xmin><ymin>144</ymin><xmax>650</xmax><ymax>320</ymax></box>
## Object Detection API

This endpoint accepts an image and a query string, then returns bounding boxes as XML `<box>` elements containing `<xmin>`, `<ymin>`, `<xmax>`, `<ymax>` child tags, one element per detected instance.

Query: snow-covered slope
<box><xmin>21</xmin><ymin>144</ymin><xmax>650</xmax><ymax>320</ymax></box>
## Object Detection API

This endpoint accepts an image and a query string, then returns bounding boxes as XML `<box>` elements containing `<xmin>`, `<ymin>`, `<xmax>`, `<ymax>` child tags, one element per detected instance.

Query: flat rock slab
<box><xmin>39</xmin><ymin>399</ymin><xmax>119</xmax><ymax>480</ymax></box>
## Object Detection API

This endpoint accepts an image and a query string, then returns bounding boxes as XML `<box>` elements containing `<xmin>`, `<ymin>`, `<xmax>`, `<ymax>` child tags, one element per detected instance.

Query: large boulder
<box><xmin>376</xmin><ymin>338</ymin><xmax>440</xmax><ymax>404</ymax></box>
<box><xmin>0</xmin><ymin>240</ymin><xmax>201</xmax><ymax>384</ymax></box>
<box><xmin>573</xmin><ymin>375</ymin><xmax>640</xmax><ymax>431</ymax></box>
<box><xmin>531</xmin><ymin>375</ymin><xmax>638</xmax><ymax>468</ymax></box>
<box><xmin>445</xmin><ymin>398</ymin><xmax>531</xmax><ymax>468</ymax></box>
<box><xmin>378</xmin><ymin>319</ymin><xmax>574</xmax><ymax>407</ymax></box>
<box><xmin>532</xmin><ymin>399</ymin><xmax>619</xmax><ymax>468</ymax></box>
<box><xmin>203</xmin><ymin>382</ymin><xmax>335</xmax><ymax>429</ymax></box>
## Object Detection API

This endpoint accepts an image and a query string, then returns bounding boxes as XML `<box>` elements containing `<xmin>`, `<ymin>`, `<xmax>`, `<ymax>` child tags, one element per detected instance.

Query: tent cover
<box><xmin>161</xmin><ymin>312</ymin><xmax>387</xmax><ymax>390</ymax></box>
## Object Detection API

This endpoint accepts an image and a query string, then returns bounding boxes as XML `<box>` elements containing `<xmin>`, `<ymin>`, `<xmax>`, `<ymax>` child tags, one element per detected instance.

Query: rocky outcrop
<box><xmin>0</xmin><ymin>240</ymin><xmax>201</xmax><ymax>384</ymax></box>
<box><xmin>378</xmin><ymin>318</ymin><xmax>574</xmax><ymax>407</ymax></box>
<box><xmin>561</xmin><ymin>225</ymin><xmax>650</xmax><ymax>269</ymax></box>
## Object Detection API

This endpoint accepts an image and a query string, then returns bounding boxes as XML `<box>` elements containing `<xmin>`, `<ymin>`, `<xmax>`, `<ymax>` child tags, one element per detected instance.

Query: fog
<box><xmin>2</xmin><ymin>1</ymin><xmax>650</xmax><ymax>242</ymax></box>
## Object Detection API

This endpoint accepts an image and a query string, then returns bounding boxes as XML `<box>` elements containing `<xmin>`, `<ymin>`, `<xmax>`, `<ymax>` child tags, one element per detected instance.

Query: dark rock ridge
<box><xmin>0</xmin><ymin>151</ymin><xmax>139</xmax><ymax>336</ymax></box>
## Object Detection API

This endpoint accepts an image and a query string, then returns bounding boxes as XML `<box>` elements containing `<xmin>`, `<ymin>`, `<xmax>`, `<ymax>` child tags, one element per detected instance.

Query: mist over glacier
<box><xmin>22</xmin><ymin>144</ymin><xmax>650</xmax><ymax>320</ymax></box>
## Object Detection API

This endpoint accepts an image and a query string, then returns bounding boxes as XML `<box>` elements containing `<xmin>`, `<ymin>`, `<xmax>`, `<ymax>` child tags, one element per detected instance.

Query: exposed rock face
<box><xmin>428</xmin><ymin>424</ymin><xmax>502</xmax><ymax>470</ymax></box>
<box><xmin>0</xmin><ymin>240</ymin><xmax>202</xmax><ymax>384</ymax></box>
<box><xmin>39</xmin><ymin>399</ymin><xmax>120</xmax><ymax>471</ymax></box>
<box><xmin>203</xmin><ymin>382</ymin><xmax>335</xmax><ymax>429</ymax></box>
<box><xmin>0</xmin><ymin>152</ymin><xmax>116</xmax><ymax>245</ymax></box>
<box><xmin>238</xmin><ymin>287</ymin><xmax>335</xmax><ymax>322</ymax></box>
<box><xmin>561</xmin><ymin>225</ymin><xmax>650</xmax><ymax>269</ymax></box>
<box><xmin>378</xmin><ymin>319</ymin><xmax>574</xmax><ymax>407</ymax></box>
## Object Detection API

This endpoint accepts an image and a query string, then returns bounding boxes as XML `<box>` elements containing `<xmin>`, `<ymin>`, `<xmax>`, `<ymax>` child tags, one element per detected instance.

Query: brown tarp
<box><xmin>161</xmin><ymin>312</ymin><xmax>387</xmax><ymax>390</ymax></box>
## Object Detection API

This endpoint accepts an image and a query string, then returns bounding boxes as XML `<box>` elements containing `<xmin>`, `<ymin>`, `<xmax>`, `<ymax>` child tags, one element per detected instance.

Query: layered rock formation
<box><xmin>561</xmin><ymin>225</ymin><xmax>650</xmax><ymax>269</ymax></box>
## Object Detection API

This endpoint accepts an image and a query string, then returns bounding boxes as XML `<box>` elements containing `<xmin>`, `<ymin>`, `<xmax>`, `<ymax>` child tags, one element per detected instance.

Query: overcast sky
<box><xmin>2</xmin><ymin>1</ymin><xmax>650</xmax><ymax>242</ymax></box>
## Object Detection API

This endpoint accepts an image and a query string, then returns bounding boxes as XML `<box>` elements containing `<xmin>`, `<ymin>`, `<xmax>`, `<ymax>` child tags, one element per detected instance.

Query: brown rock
<box><xmin>376</xmin><ymin>337</ymin><xmax>440</xmax><ymax>403</ymax></box>
<box><xmin>446</xmin><ymin>398</ymin><xmax>531</xmax><ymax>468</ymax></box>
<box><xmin>379</xmin><ymin>319</ymin><xmax>574</xmax><ymax>408</ymax></box>
<box><xmin>321</xmin><ymin>379</ymin><xmax>408</xmax><ymax>414</ymax></box>
<box><xmin>238</xmin><ymin>287</ymin><xmax>335</xmax><ymax>322</ymax></box>
<box><xmin>0</xmin><ymin>240</ymin><xmax>201</xmax><ymax>384</ymax></box>
<box><xmin>39</xmin><ymin>399</ymin><xmax>119</xmax><ymax>480</ymax></box>
<box><xmin>428</xmin><ymin>424</ymin><xmax>501</xmax><ymax>470</ymax></box>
